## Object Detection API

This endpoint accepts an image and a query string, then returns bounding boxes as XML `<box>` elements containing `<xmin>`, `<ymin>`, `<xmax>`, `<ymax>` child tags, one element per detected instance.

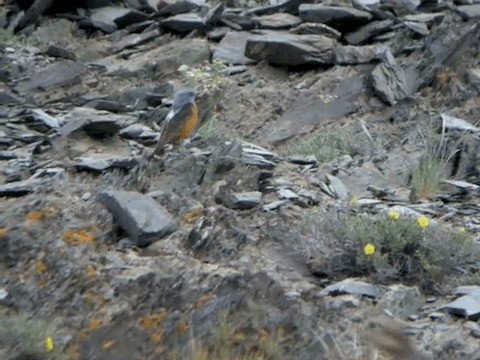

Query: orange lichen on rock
<box><xmin>182</xmin><ymin>209</ymin><xmax>204</xmax><ymax>225</ymax></box>
<box><xmin>151</xmin><ymin>330</ymin><xmax>165</xmax><ymax>344</ymax></box>
<box><xmin>35</xmin><ymin>261</ymin><xmax>48</xmax><ymax>274</ymax></box>
<box><xmin>101</xmin><ymin>340</ymin><xmax>115</xmax><ymax>351</ymax></box>
<box><xmin>26</xmin><ymin>211</ymin><xmax>44</xmax><ymax>222</ymax></box>
<box><xmin>0</xmin><ymin>227</ymin><xmax>6</xmax><ymax>238</ymax></box>
<box><xmin>86</xmin><ymin>264</ymin><xmax>96</xmax><ymax>278</ymax></box>
<box><xmin>63</xmin><ymin>229</ymin><xmax>96</xmax><ymax>246</ymax></box>
<box><xmin>139</xmin><ymin>313</ymin><xmax>168</xmax><ymax>330</ymax></box>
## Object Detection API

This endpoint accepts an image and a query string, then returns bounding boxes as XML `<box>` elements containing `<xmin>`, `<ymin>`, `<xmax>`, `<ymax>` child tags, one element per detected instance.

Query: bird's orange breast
<box><xmin>176</xmin><ymin>103</ymin><xmax>199</xmax><ymax>140</ymax></box>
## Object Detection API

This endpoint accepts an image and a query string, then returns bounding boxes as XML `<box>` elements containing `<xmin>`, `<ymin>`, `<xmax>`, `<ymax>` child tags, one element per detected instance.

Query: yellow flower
<box><xmin>388</xmin><ymin>210</ymin><xmax>400</xmax><ymax>220</ymax></box>
<box><xmin>417</xmin><ymin>215</ymin><xmax>430</xmax><ymax>228</ymax></box>
<box><xmin>364</xmin><ymin>243</ymin><xmax>376</xmax><ymax>256</ymax></box>
<box><xmin>45</xmin><ymin>336</ymin><xmax>54</xmax><ymax>352</ymax></box>
<box><xmin>350</xmin><ymin>197</ymin><xmax>358</xmax><ymax>206</ymax></box>
<box><xmin>458</xmin><ymin>227</ymin><xmax>466</xmax><ymax>233</ymax></box>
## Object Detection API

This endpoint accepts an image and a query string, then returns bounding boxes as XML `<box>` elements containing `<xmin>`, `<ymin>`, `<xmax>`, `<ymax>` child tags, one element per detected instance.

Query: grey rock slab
<box><xmin>90</xmin><ymin>6</ymin><xmax>148</xmax><ymax>33</ymax></box>
<box><xmin>378</xmin><ymin>284</ymin><xmax>423</xmax><ymax>318</ymax></box>
<box><xmin>119</xmin><ymin>124</ymin><xmax>158</xmax><ymax>142</ymax></box>
<box><xmin>213</xmin><ymin>31</ymin><xmax>256</xmax><ymax>65</ymax></box>
<box><xmin>45</xmin><ymin>44</ymin><xmax>77</xmax><ymax>60</ymax></box>
<box><xmin>263</xmin><ymin>200</ymin><xmax>287</xmax><ymax>211</ymax></box>
<box><xmin>324</xmin><ymin>173</ymin><xmax>349</xmax><ymax>199</ymax></box>
<box><xmin>0</xmin><ymin>83</ymin><xmax>23</xmax><ymax>105</ymax></box>
<box><xmin>156</xmin><ymin>1</ymin><xmax>200</xmax><ymax>16</ymax></box>
<box><xmin>15</xmin><ymin>60</ymin><xmax>86</xmax><ymax>93</ymax></box>
<box><xmin>107</xmin><ymin>28</ymin><xmax>160</xmax><ymax>53</ymax></box>
<box><xmin>457</xmin><ymin>4</ymin><xmax>480</xmax><ymax>19</ymax></box>
<box><xmin>85</xmin><ymin>99</ymin><xmax>129</xmax><ymax>113</ymax></box>
<box><xmin>440</xmin><ymin>113</ymin><xmax>479</xmax><ymax>132</ymax></box>
<box><xmin>443</xmin><ymin>179</ymin><xmax>480</xmax><ymax>192</ymax></box>
<box><xmin>98</xmin><ymin>190</ymin><xmax>177</xmax><ymax>247</ymax></box>
<box><xmin>371</xmin><ymin>52</ymin><xmax>410</xmax><ymax>105</ymax></box>
<box><xmin>160</xmin><ymin>13</ymin><xmax>206</xmax><ymax>32</ymax></box>
<box><xmin>277</xmin><ymin>188</ymin><xmax>299</xmax><ymax>200</ymax></box>
<box><xmin>253</xmin><ymin>13</ymin><xmax>301</xmax><ymax>29</ymax></box>
<box><xmin>403</xmin><ymin>12</ymin><xmax>445</xmax><ymax>25</ymax></box>
<box><xmin>442</xmin><ymin>295</ymin><xmax>480</xmax><ymax>320</ymax></box>
<box><xmin>320</xmin><ymin>279</ymin><xmax>379</xmax><ymax>298</ymax></box>
<box><xmin>75</xmin><ymin>154</ymin><xmax>139</xmax><ymax>172</ymax></box>
<box><xmin>242</xmin><ymin>0</ymin><xmax>316</xmax><ymax>16</ymax></box>
<box><xmin>245</xmin><ymin>30</ymin><xmax>336</xmax><ymax>66</ymax></box>
<box><xmin>345</xmin><ymin>20</ymin><xmax>396</xmax><ymax>45</ymax></box>
<box><xmin>0</xmin><ymin>178</ymin><xmax>44</xmax><ymax>197</ymax></box>
<box><xmin>227</xmin><ymin>191</ymin><xmax>262</xmax><ymax>210</ymax></box>
<box><xmin>299</xmin><ymin>4</ymin><xmax>372</xmax><ymax>32</ymax></box>
<box><xmin>289</xmin><ymin>22</ymin><xmax>341</xmax><ymax>39</ymax></box>
<box><xmin>453</xmin><ymin>286</ymin><xmax>480</xmax><ymax>297</ymax></box>
<box><xmin>404</xmin><ymin>21</ymin><xmax>429</xmax><ymax>36</ymax></box>
<box><xmin>335</xmin><ymin>44</ymin><xmax>385</xmax><ymax>64</ymax></box>
<box><xmin>59</xmin><ymin>107</ymin><xmax>134</xmax><ymax>137</ymax></box>
<box><xmin>26</xmin><ymin>109</ymin><xmax>61</xmax><ymax>131</ymax></box>
<box><xmin>267</xmin><ymin>74</ymin><xmax>363</xmax><ymax>144</ymax></box>
<box><xmin>287</xmin><ymin>155</ymin><xmax>317</xmax><ymax>165</ymax></box>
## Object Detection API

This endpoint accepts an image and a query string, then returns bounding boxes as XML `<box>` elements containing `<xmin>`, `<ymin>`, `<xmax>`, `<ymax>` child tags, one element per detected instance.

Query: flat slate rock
<box><xmin>0</xmin><ymin>178</ymin><xmax>44</xmax><ymax>197</ymax></box>
<box><xmin>90</xmin><ymin>6</ymin><xmax>148</xmax><ymax>32</ymax></box>
<box><xmin>160</xmin><ymin>13</ymin><xmax>206</xmax><ymax>32</ymax></box>
<box><xmin>299</xmin><ymin>4</ymin><xmax>372</xmax><ymax>32</ymax></box>
<box><xmin>443</xmin><ymin>295</ymin><xmax>480</xmax><ymax>320</ymax></box>
<box><xmin>267</xmin><ymin>74</ymin><xmax>363</xmax><ymax>144</ymax></box>
<box><xmin>371</xmin><ymin>52</ymin><xmax>410</xmax><ymax>105</ymax></box>
<box><xmin>253</xmin><ymin>13</ymin><xmax>301</xmax><ymax>29</ymax></box>
<box><xmin>345</xmin><ymin>20</ymin><xmax>396</xmax><ymax>45</ymax></box>
<box><xmin>245</xmin><ymin>30</ymin><xmax>336</xmax><ymax>66</ymax></box>
<box><xmin>457</xmin><ymin>4</ymin><xmax>480</xmax><ymax>19</ymax></box>
<box><xmin>320</xmin><ymin>279</ymin><xmax>379</xmax><ymax>298</ymax></box>
<box><xmin>15</xmin><ymin>60</ymin><xmax>86</xmax><ymax>93</ymax></box>
<box><xmin>59</xmin><ymin>107</ymin><xmax>134</xmax><ymax>137</ymax></box>
<box><xmin>227</xmin><ymin>191</ymin><xmax>262</xmax><ymax>210</ymax></box>
<box><xmin>213</xmin><ymin>31</ymin><xmax>256</xmax><ymax>65</ymax></box>
<box><xmin>453</xmin><ymin>286</ymin><xmax>480</xmax><ymax>297</ymax></box>
<box><xmin>440</xmin><ymin>113</ymin><xmax>479</xmax><ymax>132</ymax></box>
<box><xmin>289</xmin><ymin>22</ymin><xmax>341</xmax><ymax>39</ymax></box>
<box><xmin>98</xmin><ymin>190</ymin><xmax>177</xmax><ymax>247</ymax></box>
<box><xmin>75</xmin><ymin>154</ymin><xmax>139</xmax><ymax>172</ymax></box>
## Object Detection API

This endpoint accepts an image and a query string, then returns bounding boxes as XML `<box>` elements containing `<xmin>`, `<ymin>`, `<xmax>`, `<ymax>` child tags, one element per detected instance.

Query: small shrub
<box><xmin>410</xmin><ymin>155</ymin><xmax>446</xmax><ymax>200</ymax></box>
<box><xmin>0</xmin><ymin>310</ymin><xmax>66</xmax><ymax>360</ymax></box>
<box><xmin>286</xmin><ymin>129</ymin><xmax>370</xmax><ymax>163</ymax></box>
<box><xmin>291</xmin><ymin>208</ymin><xmax>479</xmax><ymax>293</ymax></box>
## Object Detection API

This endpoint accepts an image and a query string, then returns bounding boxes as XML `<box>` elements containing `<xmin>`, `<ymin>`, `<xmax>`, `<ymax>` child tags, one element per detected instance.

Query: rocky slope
<box><xmin>1</xmin><ymin>0</ymin><xmax>480</xmax><ymax>359</ymax></box>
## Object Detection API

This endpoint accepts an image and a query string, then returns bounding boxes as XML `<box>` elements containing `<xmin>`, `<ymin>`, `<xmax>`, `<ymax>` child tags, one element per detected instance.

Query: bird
<box><xmin>154</xmin><ymin>89</ymin><xmax>199</xmax><ymax>155</ymax></box>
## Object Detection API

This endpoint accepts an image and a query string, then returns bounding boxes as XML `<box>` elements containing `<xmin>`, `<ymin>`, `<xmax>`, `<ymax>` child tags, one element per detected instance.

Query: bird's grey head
<box><xmin>174</xmin><ymin>90</ymin><xmax>196</xmax><ymax>104</ymax></box>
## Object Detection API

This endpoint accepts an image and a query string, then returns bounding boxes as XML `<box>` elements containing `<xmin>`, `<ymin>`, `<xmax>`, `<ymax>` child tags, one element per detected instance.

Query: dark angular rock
<box><xmin>0</xmin><ymin>178</ymin><xmax>44</xmax><ymax>197</ymax></box>
<box><xmin>75</xmin><ymin>155</ymin><xmax>139</xmax><ymax>172</ymax></box>
<box><xmin>227</xmin><ymin>191</ymin><xmax>262</xmax><ymax>210</ymax></box>
<box><xmin>15</xmin><ymin>60</ymin><xmax>86</xmax><ymax>93</ymax></box>
<box><xmin>90</xmin><ymin>6</ymin><xmax>148</xmax><ymax>33</ymax></box>
<box><xmin>345</xmin><ymin>20</ymin><xmax>395</xmax><ymax>45</ymax></box>
<box><xmin>299</xmin><ymin>4</ymin><xmax>373</xmax><ymax>32</ymax></box>
<box><xmin>45</xmin><ymin>44</ymin><xmax>77</xmax><ymax>60</ymax></box>
<box><xmin>213</xmin><ymin>31</ymin><xmax>256</xmax><ymax>65</ymax></box>
<box><xmin>160</xmin><ymin>13</ymin><xmax>206</xmax><ymax>33</ymax></box>
<box><xmin>221</xmin><ymin>13</ymin><xmax>256</xmax><ymax>30</ymax></box>
<box><xmin>371</xmin><ymin>51</ymin><xmax>410</xmax><ymax>105</ymax></box>
<box><xmin>85</xmin><ymin>99</ymin><xmax>129</xmax><ymax>113</ymax></box>
<box><xmin>156</xmin><ymin>1</ymin><xmax>200</xmax><ymax>17</ymax></box>
<box><xmin>253</xmin><ymin>13</ymin><xmax>301</xmax><ymax>30</ymax></box>
<box><xmin>443</xmin><ymin>295</ymin><xmax>480</xmax><ymax>320</ymax></box>
<box><xmin>98</xmin><ymin>190</ymin><xmax>177</xmax><ymax>247</ymax></box>
<box><xmin>245</xmin><ymin>30</ymin><xmax>336</xmax><ymax>66</ymax></box>
<box><xmin>0</xmin><ymin>87</ymin><xmax>23</xmax><ymax>105</ymax></box>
